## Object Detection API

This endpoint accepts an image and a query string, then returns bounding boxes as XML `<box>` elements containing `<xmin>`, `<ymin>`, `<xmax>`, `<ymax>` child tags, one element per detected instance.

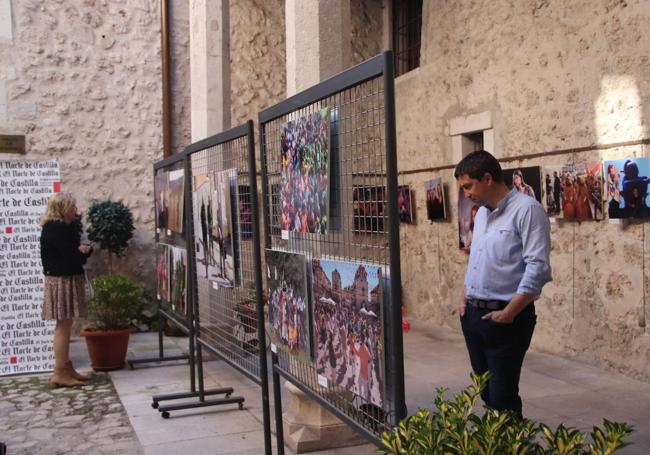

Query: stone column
<box><xmin>282</xmin><ymin>1</ymin><xmax>363</xmax><ymax>452</ymax></box>
<box><xmin>190</xmin><ymin>0</ymin><xmax>230</xmax><ymax>141</ymax></box>
<box><xmin>285</xmin><ymin>0</ymin><xmax>351</xmax><ymax>95</ymax></box>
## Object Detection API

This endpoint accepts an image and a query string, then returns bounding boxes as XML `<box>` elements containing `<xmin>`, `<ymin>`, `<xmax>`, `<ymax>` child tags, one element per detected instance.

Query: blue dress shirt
<box><xmin>465</xmin><ymin>188</ymin><xmax>552</xmax><ymax>302</ymax></box>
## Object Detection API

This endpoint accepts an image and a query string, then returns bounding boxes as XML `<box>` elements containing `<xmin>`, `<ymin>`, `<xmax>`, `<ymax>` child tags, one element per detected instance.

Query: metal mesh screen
<box><xmin>188</xmin><ymin>132</ymin><xmax>262</xmax><ymax>383</ymax></box>
<box><xmin>261</xmin><ymin>68</ymin><xmax>399</xmax><ymax>438</ymax></box>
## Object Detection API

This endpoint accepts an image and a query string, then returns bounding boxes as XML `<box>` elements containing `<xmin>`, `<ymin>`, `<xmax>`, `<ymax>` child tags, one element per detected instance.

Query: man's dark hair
<box><xmin>454</xmin><ymin>150</ymin><xmax>503</xmax><ymax>182</ymax></box>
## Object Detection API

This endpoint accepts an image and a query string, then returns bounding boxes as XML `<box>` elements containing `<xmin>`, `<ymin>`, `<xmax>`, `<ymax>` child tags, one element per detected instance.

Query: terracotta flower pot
<box><xmin>80</xmin><ymin>328</ymin><xmax>132</xmax><ymax>371</ymax></box>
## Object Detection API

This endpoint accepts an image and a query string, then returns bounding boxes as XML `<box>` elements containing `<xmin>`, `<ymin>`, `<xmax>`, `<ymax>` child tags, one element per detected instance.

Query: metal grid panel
<box><xmin>261</xmin><ymin>69</ymin><xmax>399</xmax><ymax>438</ymax></box>
<box><xmin>188</xmin><ymin>134</ymin><xmax>262</xmax><ymax>383</ymax></box>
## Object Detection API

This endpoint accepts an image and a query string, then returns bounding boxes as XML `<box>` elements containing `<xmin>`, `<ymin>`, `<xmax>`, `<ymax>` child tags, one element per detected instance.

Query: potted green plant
<box><xmin>81</xmin><ymin>200</ymin><xmax>140</xmax><ymax>370</ymax></box>
<box><xmin>81</xmin><ymin>275</ymin><xmax>144</xmax><ymax>370</ymax></box>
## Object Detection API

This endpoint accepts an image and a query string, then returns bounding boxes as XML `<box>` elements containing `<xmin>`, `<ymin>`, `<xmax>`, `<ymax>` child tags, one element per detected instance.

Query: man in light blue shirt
<box><xmin>454</xmin><ymin>150</ymin><xmax>552</xmax><ymax>418</ymax></box>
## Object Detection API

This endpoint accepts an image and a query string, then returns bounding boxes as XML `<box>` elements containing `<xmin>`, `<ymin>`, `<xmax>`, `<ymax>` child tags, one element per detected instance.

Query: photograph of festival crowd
<box><xmin>502</xmin><ymin>166</ymin><xmax>542</xmax><ymax>203</ymax></box>
<box><xmin>397</xmin><ymin>185</ymin><xmax>413</xmax><ymax>223</ymax></box>
<box><xmin>170</xmin><ymin>246</ymin><xmax>187</xmax><ymax>316</ymax></box>
<box><xmin>280</xmin><ymin>107</ymin><xmax>331</xmax><ymax>234</ymax></box>
<box><xmin>353</xmin><ymin>185</ymin><xmax>385</xmax><ymax>233</ymax></box>
<box><xmin>425</xmin><ymin>178</ymin><xmax>446</xmax><ymax>221</ymax></box>
<box><xmin>154</xmin><ymin>170</ymin><xmax>169</xmax><ymax>230</ymax></box>
<box><xmin>458</xmin><ymin>186</ymin><xmax>479</xmax><ymax>251</ymax></box>
<box><xmin>543</xmin><ymin>163</ymin><xmax>604</xmax><ymax>221</ymax></box>
<box><xmin>604</xmin><ymin>157</ymin><xmax>650</xmax><ymax>219</ymax></box>
<box><xmin>156</xmin><ymin>244</ymin><xmax>170</xmax><ymax>302</ymax></box>
<box><xmin>266</xmin><ymin>250</ymin><xmax>311</xmax><ymax>360</ymax></box>
<box><xmin>167</xmin><ymin>169</ymin><xmax>185</xmax><ymax>234</ymax></box>
<box><xmin>312</xmin><ymin>258</ymin><xmax>384</xmax><ymax>407</ymax></box>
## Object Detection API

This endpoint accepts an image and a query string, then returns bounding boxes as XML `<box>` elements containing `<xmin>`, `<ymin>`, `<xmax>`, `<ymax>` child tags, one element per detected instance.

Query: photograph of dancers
<box><xmin>543</xmin><ymin>163</ymin><xmax>604</xmax><ymax>221</ymax></box>
<box><xmin>280</xmin><ymin>107</ymin><xmax>331</xmax><ymax>234</ymax></box>
<box><xmin>266</xmin><ymin>250</ymin><xmax>311</xmax><ymax>360</ymax></box>
<box><xmin>604</xmin><ymin>157</ymin><xmax>650</xmax><ymax>219</ymax></box>
<box><xmin>312</xmin><ymin>258</ymin><xmax>384</xmax><ymax>407</ymax></box>
<box><xmin>210</xmin><ymin>169</ymin><xmax>236</xmax><ymax>286</ymax></box>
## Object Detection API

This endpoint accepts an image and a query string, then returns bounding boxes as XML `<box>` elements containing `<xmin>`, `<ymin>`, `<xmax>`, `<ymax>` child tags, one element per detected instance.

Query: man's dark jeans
<box><xmin>460</xmin><ymin>302</ymin><xmax>536</xmax><ymax>417</ymax></box>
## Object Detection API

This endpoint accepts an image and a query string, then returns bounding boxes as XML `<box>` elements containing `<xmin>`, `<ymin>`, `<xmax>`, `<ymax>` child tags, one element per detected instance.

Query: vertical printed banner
<box><xmin>0</xmin><ymin>159</ymin><xmax>60</xmax><ymax>376</ymax></box>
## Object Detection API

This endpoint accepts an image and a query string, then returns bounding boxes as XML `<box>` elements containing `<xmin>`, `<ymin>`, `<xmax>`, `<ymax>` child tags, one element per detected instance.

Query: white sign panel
<box><xmin>0</xmin><ymin>159</ymin><xmax>60</xmax><ymax>376</ymax></box>
<box><xmin>0</xmin><ymin>0</ymin><xmax>13</xmax><ymax>43</ymax></box>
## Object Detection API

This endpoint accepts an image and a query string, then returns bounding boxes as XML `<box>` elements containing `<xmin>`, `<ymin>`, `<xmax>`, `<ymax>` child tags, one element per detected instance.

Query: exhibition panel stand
<box><xmin>258</xmin><ymin>51</ymin><xmax>405</xmax><ymax>451</ymax></box>
<box><xmin>184</xmin><ymin>121</ymin><xmax>272</xmax><ymax>453</ymax></box>
<box><xmin>129</xmin><ymin>152</ymin><xmax>191</xmax><ymax>370</ymax></box>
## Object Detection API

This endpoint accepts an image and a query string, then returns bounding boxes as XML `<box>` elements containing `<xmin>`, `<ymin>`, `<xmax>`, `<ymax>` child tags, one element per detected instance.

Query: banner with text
<box><xmin>0</xmin><ymin>159</ymin><xmax>60</xmax><ymax>376</ymax></box>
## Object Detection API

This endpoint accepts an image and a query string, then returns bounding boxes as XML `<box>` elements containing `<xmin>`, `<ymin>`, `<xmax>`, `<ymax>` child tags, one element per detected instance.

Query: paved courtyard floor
<box><xmin>2</xmin><ymin>322</ymin><xmax>650</xmax><ymax>454</ymax></box>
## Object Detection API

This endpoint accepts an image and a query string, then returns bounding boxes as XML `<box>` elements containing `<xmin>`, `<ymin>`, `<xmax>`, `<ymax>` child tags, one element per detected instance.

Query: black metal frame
<box><xmin>129</xmin><ymin>151</ymin><xmax>191</xmax><ymax>370</ymax></box>
<box><xmin>259</xmin><ymin>51</ymin><xmax>404</xmax><ymax>451</ymax></box>
<box><xmin>182</xmin><ymin>121</ymin><xmax>272</xmax><ymax>453</ymax></box>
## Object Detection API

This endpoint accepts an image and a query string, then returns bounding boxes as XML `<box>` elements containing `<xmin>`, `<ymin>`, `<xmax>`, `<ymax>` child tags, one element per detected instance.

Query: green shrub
<box><xmin>380</xmin><ymin>372</ymin><xmax>633</xmax><ymax>455</ymax></box>
<box><xmin>86</xmin><ymin>275</ymin><xmax>144</xmax><ymax>331</ymax></box>
<box><xmin>86</xmin><ymin>200</ymin><xmax>135</xmax><ymax>274</ymax></box>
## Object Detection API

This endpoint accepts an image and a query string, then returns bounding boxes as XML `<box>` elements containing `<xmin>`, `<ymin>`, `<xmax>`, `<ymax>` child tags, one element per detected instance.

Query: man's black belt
<box><xmin>466</xmin><ymin>298</ymin><xmax>508</xmax><ymax>310</ymax></box>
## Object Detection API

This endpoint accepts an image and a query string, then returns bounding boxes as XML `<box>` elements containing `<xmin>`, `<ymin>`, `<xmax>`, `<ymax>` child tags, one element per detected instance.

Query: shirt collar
<box><xmin>489</xmin><ymin>188</ymin><xmax>518</xmax><ymax>214</ymax></box>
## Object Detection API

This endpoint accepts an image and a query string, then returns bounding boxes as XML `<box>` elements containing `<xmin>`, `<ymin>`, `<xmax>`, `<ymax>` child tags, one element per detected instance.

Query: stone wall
<box><xmin>0</xmin><ymin>0</ymin><xmax>163</xmax><ymax>284</ymax></box>
<box><xmin>350</xmin><ymin>0</ymin><xmax>384</xmax><ymax>65</ymax></box>
<box><xmin>395</xmin><ymin>0</ymin><xmax>650</xmax><ymax>380</ymax></box>
<box><xmin>230</xmin><ymin>0</ymin><xmax>286</xmax><ymax>127</ymax></box>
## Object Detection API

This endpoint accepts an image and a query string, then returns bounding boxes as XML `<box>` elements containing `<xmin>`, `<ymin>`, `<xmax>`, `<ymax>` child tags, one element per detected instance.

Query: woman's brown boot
<box><xmin>65</xmin><ymin>360</ymin><xmax>91</xmax><ymax>381</ymax></box>
<box><xmin>50</xmin><ymin>367</ymin><xmax>84</xmax><ymax>387</ymax></box>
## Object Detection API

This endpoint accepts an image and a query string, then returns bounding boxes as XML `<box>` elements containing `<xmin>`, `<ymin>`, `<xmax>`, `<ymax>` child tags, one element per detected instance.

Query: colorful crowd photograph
<box><xmin>266</xmin><ymin>250</ymin><xmax>311</xmax><ymax>361</ymax></box>
<box><xmin>312</xmin><ymin>258</ymin><xmax>384</xmax><ymax>407</ymax></box>
<box><xmin>279</xmin><ymin>107</ymin><xmax>331</xmax><ymax>234</ymax></box>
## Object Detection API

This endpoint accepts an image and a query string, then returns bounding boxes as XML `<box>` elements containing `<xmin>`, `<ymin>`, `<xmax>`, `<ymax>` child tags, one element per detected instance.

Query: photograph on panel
<box><xmin>312</xmin><ymin>258</ymin><xmax>384</xmax><ymax>407</ymax></box>
<box><xmin>210</xmin><ymin>169</ymin><xmax>237</xmax><ymax>287</ymax></box>
<box><xmin>156</xmin><ymin>244</ymin><xmax>170</xmax><ymax>302</ymax></box>
<box><xmin>167</xmin><ymin>169</ymin><xmax>185</xmax><ymax>234</ymax></box>
<box><xmin>425</xmin><ymin>177</ymin><xmax>446</xmax><ymax>221</ymax></box>
<box><xmin>238</xmin><ymin>184</ymin><xmax>253</xmax><ymax>239</ymax></box>
<box><xmin>266</xmin><ymin>249</ymin><xmax>311</xmax><ymax>360</ymax></box>
<box><xmin>398</xmin><ymin>185</ymin><xmax>414</xmax><ymax>224</ymax></box>
<box><xmin>502</xmin><ymin>166</ymin><xmax>542</xmax><ymax>203</ymax></box>
<box><xmin>353</xmin><ymin>185</ymin><xmax>386</xmax><ymax>234</ymax></box>
<box><xmin>170</xmin><ymin>246</ymin><xmax>187</xmax><ymax>316</ymax></box>
<box><xmin>458</xmin><ymin>186</ymin><xmax>479</xmax><ymax>252</ymax></box>
<box><xmin>192</xmin><ymin>173</ymin><xmax>211</xmax><ymax>278</ymax></box>
<box><xmin>604</xmin><ymin>157</ymin><xmax>650</xmax><ymax>219</ymax></box>
<box><xmin>280</xmin><ymin>107</ymin><xmax>331</xmax><ymax>234</ymax></box>
<box><xmin>154</xmin><ymin>170</ymin><xmax>169</xmax><ymax>230</ymax></box>
<box><xmin>543</xmin><ymin>163</ymin><xmax>604</xmax><ymax>221</ymax></box>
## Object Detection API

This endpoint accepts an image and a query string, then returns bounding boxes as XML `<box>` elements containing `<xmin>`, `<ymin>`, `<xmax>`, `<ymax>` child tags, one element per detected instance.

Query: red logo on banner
<box><xmin>10</xmin><ymin>357</ymin><xmax>17</xmax><ymax>364</ymax></box>
<box><xmin>53</xmin><ymin>181</ymin><xmax>61</xmax><ymax>193</ymax></box>
<box><xmin>4</xmin><ymin>227</ymin><xmax>12</xmax><ymax>234</ymax></box>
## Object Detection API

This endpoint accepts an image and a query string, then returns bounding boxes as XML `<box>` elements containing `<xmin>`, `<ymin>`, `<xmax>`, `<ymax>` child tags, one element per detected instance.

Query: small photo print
<box><xmin>604</xmin><ymin>157</ymin><xmax>650</xmax><ymax>219</ymax></box>
<box><xmin>502</xmin><ymin>166</ymin><xmax>542</xmax><ymax>203</ymax></box>
<box><xmin>398</xmin><ymin>185</ymin><xmax>413</xmax><ymax>224</ymax></box>
<box><xmin>424</xmin><ymin>178</ymin><xmax>446</xmax><ymax>221</ymax></box>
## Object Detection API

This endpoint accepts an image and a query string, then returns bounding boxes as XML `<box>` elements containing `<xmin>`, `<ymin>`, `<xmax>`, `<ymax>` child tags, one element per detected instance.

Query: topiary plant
<box><xmin>85</xmin><ymin>275</ymin><xmax>144</xmax><ymax>331</ymax></box>
<box><xmin>86</xmin><ymin>200</ymin><xmax>135</xmax><ymax>274</ymax></box>
<box><xmin>380</xmin><ymin>372</ymin><xmax>633</xmax><ymax>455</ymax></box>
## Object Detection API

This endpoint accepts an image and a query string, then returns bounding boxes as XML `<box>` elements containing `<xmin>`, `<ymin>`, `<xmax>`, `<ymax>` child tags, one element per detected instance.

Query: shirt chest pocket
<box><xmin>487</xmin><ymin>227</ymin><xmax>518</xmax><ymax>263</ymax></box>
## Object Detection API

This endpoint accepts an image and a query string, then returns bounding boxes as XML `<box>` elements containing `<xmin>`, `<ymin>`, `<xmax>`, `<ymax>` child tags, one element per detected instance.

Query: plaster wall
<box><xmin>395</xmin><ymin>0</ymin><xmax>650</xmax><ymax>380</ymax></box>
<box><xmin>0</xmin><ymin>0</ymin><xmax>163</xmax><ymax>284</ymax></box>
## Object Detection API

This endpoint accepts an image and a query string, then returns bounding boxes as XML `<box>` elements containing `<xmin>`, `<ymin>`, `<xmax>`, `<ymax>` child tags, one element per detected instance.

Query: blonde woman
<box><xmin>40</xmin><ymin>192</ymin><xmax>93</xmax><ymax>387</ymax></box>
